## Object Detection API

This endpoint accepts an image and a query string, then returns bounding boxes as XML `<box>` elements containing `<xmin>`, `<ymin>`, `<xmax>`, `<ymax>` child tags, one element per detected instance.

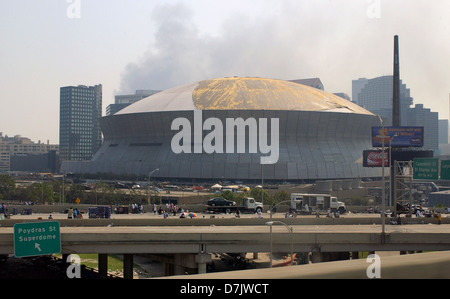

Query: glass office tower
<box><xmin>59</xmin><ymin>84</ymin><xmax>102</xmax><ymax>161</ymax></box>
<box><xmin>353</xmin><ymin>75</ymin><xmax>413</xmax><ymax>126</ymax></box>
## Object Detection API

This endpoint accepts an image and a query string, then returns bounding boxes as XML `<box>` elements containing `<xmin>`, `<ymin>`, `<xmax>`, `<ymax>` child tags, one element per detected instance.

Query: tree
<box><xmin>0</xmin><ymin>174</ymin><xmax>16</xmax><ymax>200</ymax></box>
<box><xmin>273</xmin><ymin>190</ymin><xmax>290</xmax><ymax>204</ymax></box>
<box><xmin>221</xmin><ymin>190</ymin><xmax>235</xmax><ymax>201</ymax></box>
<box><xmin>27</xmin><ymin>183</ymin><xmax>54</xmax><ymax>203</ymax></box>
<box><xmin>66</xmin><ymin>183</ymin><xmax>87</xmax><ymax>204</ymax></box>
<box><xmin>250</xmin><ymin>188</ymin><xmax>271</xmax><ymax>204</ymax></box>
<box><xmin>91</xmin><ymin>182</ymin><xmax>115</xmax><ymax>205</ymax></box>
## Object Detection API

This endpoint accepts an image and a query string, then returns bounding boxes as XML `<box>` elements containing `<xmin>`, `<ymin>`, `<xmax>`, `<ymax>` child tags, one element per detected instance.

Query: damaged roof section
<box><xmin>193</xmin><ymin>77</ymin><xmax>373</xmax><ymax>114</ymax></box>
<box><xmin>116</xmin><ymin>77</ymin><xmax>373</xmax><ymax>115</ymax></box>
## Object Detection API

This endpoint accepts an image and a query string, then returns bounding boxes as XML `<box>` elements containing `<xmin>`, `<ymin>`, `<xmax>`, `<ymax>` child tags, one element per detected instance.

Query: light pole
<box><xmin>388</xmin><ymin>134</ymin><xmax>398</xmax><ymax>208</ymax></box>
<box><xmin>61</xmin><ymin>173</ymin><xmax>65</xmax><ymax>205</ymax></box>
<box><xmin>269</xmin><ymin>200</ymin><xmax>294</xmax><ymax>221</ymax></box>
<box><xmin>147</xmin><ymin>168</ymin><xmax>159</xmax><ymax>205</ymax></box>
<box><xmin>266</xmin><ymin>221</ymin><xmax>294</xmax><ymax>267</ymax></box>
<box><xmin>261</xmin><ymin>164</ymin><xmax>264</xmax><ymax>206</ymax></box>
<box><xmin>267</xmin><ymin>200</ymin><xmax>293</xmax><ymax>267</ymax></box>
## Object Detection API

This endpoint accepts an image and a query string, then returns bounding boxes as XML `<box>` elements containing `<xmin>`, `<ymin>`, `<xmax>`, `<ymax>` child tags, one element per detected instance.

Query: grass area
<box><xmin>54</xmin><ymin>254</ymin><xmax>126</xmax><ymax>272</ymax></box>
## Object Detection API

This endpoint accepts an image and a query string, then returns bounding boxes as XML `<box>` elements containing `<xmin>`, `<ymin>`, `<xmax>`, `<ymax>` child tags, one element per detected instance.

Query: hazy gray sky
<box><xmin>1</xmin><ymin>0</ymin><xmax>449</xmax><ymax>144</ymax></box>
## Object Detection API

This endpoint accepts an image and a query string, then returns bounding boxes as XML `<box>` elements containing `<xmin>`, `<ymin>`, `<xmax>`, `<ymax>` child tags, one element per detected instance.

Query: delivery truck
<box><xmin>290</xmin><ymin>193</ymin><xmax>346</xmax><ymax>215</ymax></box>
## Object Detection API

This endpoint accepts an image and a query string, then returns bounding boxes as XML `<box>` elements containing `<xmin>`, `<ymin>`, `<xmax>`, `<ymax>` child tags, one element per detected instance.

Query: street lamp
<box><xmin>60</xmin><ymin>173</ymin><xmax>65</xmax><ymax>205</ymax></box>
<box><xmin>147</xmin><ymin>168</ymin><xmax>159</xmax><ymax>205</ymax></box>
<box><xmin>269</xmin><ymin>200</ymin><xmax>294</xmax><ymax>220</ymax></box>
<box><xmin>266</xmin><ymin>221</ymin><xmax>294</xmax><ymax>267</ymax></box>
<box><xmin>267</xmin><ymin>200</ymin><xmax>293</xmax><ymax>267</ymax></box>
<box><xmin>389</xmin><ymin>134</ymin><xmax>398</xmax><ymax>208</ymax></box>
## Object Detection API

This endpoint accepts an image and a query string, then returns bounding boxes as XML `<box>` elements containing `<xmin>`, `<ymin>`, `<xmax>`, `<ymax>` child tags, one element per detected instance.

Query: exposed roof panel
<box><xmin>115</xmin><ymin>82</ymin><xmax>199</xmax><ymax>115</ymax></box>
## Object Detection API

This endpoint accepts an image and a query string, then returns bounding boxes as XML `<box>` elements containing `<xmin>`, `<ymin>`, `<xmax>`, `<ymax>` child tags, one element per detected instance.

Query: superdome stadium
<box><xmin>60</xmin><ymin>77</ymin><xmax>381</xmax><ymax>182</ymax></box>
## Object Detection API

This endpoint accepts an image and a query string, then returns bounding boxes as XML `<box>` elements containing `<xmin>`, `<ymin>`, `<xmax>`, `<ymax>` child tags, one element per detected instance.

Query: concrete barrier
<box><xmin>162</xmin><ymin>251</ymin><xmax>450</xmax><ymax>279</ymax></box>
<box><xmin>1</xmin><ymin>215</ymin><xmax>448</xmax><ymax>227</ymax></box>
<box><xmin>342</xmin><ymin>180</ymin><xmax>352</xmax><ymax>190</ymax></box>
<box><xmin>331</xmin><ymin>180</ymin><xmax>343</xmax><ymax>191</ymax></box>
<box><xmin>351</xmin><ymin>179</ymin><xmax>361</xmax><ymax>189</ymax></box>
<box><xmin>315</xmin><ymin>181</ymin><xmax>332</xmax><ymax>193</ymax></box>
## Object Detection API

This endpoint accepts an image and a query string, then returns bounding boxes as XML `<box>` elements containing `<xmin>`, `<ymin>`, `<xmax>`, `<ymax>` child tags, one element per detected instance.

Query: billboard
<box><xmin>372</xmin><ymin>126</ymin><xmax>424</xmax><ymax>148</ymax></box>
<box><xmin>363</xmin><ymin>149</ymin><xmax>433</xmax><ymax>168</ymax></box>
<box><xmin>363</xmin><ymin>150</ymin><xmax>389</xmax><ymax>167</ymax></box>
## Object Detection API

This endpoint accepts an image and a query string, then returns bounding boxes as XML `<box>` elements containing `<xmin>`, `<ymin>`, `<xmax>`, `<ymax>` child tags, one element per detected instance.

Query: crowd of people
<box><xmin>131</xmin><ymin>203</ymin><xmax>144</xmax><ymax>214</ymax></box>
<box><xmin>67</xmin><ymin>207</ymin><xmax>82</xmax><ymax>219</ymax></box>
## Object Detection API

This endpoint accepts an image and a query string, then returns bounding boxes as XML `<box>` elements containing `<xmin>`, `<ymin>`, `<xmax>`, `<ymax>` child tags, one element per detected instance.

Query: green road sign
<box><xmin>14</xmin><ymin>221</ymin><xmax>61</xmax><ymax>258</ymax></box>
<box><xmin>440</xmin><ymin>160</ymin><xmax>450</xmax><ymax>180</ymax></box>
<box><xmin>413</xmin><ymin>158</ymin><xmax>439</xmax><ymax>180</ymax></box>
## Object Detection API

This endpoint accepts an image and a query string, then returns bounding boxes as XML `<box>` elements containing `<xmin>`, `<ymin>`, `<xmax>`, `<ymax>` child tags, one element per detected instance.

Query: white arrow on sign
<box><xmin>35</xmin><ymin>243</ymin><xmax>41</xmax><ymax>252</ymax></box>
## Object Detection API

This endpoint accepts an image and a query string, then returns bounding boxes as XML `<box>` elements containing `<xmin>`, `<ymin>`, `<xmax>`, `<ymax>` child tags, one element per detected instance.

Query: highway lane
<box><xmin>9</xmin><ymin>211</ymin><xmax>450</xmax><ymax>220</ymax></box>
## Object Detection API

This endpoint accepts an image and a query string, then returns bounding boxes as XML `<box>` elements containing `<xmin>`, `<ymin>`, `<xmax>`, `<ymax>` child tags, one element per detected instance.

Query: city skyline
<box><xmin>1</xmin><ymin>0</ymin><xmax>449</xmax><ymax>144</ymax></box>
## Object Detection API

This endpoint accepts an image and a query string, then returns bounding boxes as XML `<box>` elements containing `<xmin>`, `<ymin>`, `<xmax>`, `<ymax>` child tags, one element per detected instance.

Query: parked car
<box><xmin>207</xmin><ymin>197</ymin><xmax>236</xmax><ymax>206</ymax></box>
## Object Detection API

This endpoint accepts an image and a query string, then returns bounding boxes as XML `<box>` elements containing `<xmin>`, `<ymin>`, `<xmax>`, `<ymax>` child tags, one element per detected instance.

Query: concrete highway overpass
<box><xmin>1</xmin><ymin>222</ymin><xmax>450</xmax><ymax>278</ymax></box>
<box><xmin>2</xmin><ymin>224</ymin><xmax>450</xmax><ymax>255</ymax></box>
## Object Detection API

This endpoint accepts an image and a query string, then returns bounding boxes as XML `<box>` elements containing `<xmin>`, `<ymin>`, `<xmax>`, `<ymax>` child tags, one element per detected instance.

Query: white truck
<box><xmin>290</xmin><ymin>193</ymin><xmax>346</xmax><ymax>215</ymax></box>
<box><xmin>206</xmin><ymin>197</ymin><xmax>263</xmax><ymax>214</ymax></box>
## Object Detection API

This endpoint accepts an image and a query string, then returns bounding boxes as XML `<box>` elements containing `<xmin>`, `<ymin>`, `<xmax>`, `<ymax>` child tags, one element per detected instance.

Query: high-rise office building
<box><xmin>106</xmin><ymin>90</ymin><xmax>161</xmax><ymax>116</ymax></box>
<box><xmin>407</xmin><ymin>104</ymin><xmax>439</xmax><ymax>151</ymax></box>
<box><xmin>352</xmin><ymin>75</ymin><xmax>412</xmax><ymax>125</ymax></box>
<box><xmin>59</xmin><ymin>84</ymin><xmax>102</xmax><ymax>161</ymax></box>
<box><xmin>352</xmin><ymin>75</ymin><xmax>439</xmax><ymax>151</ymax></box>
<box><xmin>352</xmin><ymin>78</ymin><xmax>369</xmax><ymax>104</ymax></box>
<box><xmin>438</xmin><ymin>119</ymin><xmax>448</xmax><ymax>145</ymax></box>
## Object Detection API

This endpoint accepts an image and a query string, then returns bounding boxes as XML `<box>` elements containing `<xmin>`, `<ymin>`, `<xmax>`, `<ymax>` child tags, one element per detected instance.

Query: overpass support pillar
<box><xmin>98</xmin><ymin>254</ymin><xmax>108</xmax><ymax>278</ymax></box>
<box><xmin>195</xmin><ymin>253</ymin><xmax>212</xmax><ymax>274</ymax></box>
<box><xmin>123</xmin><ymin>254</ymin><xmax>134</xmax><ymax>279</ymax></box>
<box><xmin>163</xmin><ymin>262</ymin><xmax>174</xmax><ymax>276</ymax></box>
<box><xmin>310</xmin><ymin>252</ymin><xmax>325</xmax><ymax>263</ymax></box>
<box><xmin>162</xmin><ymin>253</ymin><xmax>212</xmax><ymax>276</ymax></box>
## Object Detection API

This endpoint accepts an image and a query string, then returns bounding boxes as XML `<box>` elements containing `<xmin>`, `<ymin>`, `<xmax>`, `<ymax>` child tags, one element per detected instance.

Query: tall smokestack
<box><xmin>392</xmin><ymin>35</ymin><xmax>400</xmax><ymax>126</ymax></box>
